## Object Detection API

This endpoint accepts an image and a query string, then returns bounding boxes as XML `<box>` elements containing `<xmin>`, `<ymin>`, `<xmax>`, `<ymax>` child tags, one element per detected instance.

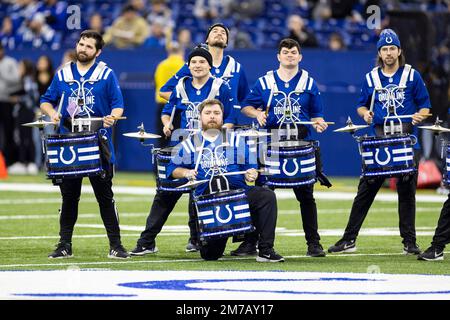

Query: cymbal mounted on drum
<box><xmin>419</xmin><ymin>116</ymin><xmax>450</xmax><ymax>136</ymax></box>
<box><xmin>333</xmin><ymin>116</ymin><xmax>369</xmax><ymax>134</ymax></box>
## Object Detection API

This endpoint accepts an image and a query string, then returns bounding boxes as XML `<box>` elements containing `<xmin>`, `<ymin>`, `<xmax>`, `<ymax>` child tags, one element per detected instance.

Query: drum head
<box><xmin>46</xmin><ymin>131</ymin><xmax>96</xmax><ymax>139</ymax></box>
<box><xmin>269</xmin><ymin>140</ymin><xmax>312</xmax><ymax>148</ymax></box>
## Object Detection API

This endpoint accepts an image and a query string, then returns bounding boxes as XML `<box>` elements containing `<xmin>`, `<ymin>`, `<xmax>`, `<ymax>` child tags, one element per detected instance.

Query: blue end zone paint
<box><xmin>118</xmin><ymin>278</ymin><xmax>450</xmax><ymax>296</ymax></box>
<box><xmin>13</xmin><ymin>293</ymin><xmax>137</xmax><ymax>298</ymax></box>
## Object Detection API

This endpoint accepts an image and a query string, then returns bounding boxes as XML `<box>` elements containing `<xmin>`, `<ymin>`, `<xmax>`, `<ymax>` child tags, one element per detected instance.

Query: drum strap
<box><xmin>398</xmin><ymin>64</ymin><xmax>412</xmax><ymax>89</ymax></box>
<box><xmin>61</xmin><ymin>61</ymin><xmax>108</xmax><ymax>83</ymax></box>
<box><xmin>175</xmin><ymin>76</ymin><xmax>190</xmax><ymax>103</ymax></box>
<box><xmin>264</xmin><ymin>69</ymin><xmax>309</xmax><ymax>114</ymax></box>
<box><xmin>207</xmin><ymin>78</ymin><xmax>224</xmax><ymax>100</ymax></box>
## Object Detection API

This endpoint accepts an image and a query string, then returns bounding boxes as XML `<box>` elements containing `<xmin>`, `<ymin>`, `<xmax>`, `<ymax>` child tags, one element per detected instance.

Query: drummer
<box><xmin>167</xmin><ymin>98</ymin><xmax>284</xmax><ymax>262</ymax></box>
<box><xmin>241</xmin><ymin>38</ymin><xmax>329</xmax><ymax>258</ymax></box>
<box><xmin>129</xmin><ymin>46</ymin><xmax>238</xmax><ymax>256</ymax></box>
<box><xmin>39</xmin><ymin>30</ymin><xmax>129</xmax><ymax>259</ymax></box>
<box><xmin>328</xmin><ymin>29</ymin><xmax>431</xmax><ymax>255</ymax></box>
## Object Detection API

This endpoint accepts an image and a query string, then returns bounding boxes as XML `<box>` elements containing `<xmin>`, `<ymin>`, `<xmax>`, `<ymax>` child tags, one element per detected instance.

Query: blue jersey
<box><xmin>160</xmin><ymin>55</ymin><xmax>249</xmax><ymax>104</ymax></box>
<box><xmin>244</xmin><ymin>69</ymin><xmax>323</xmax><ymax>138</ymax></box>
<box><xmin>161</xmin><ymin>76</ymin><xmax>238</xmax><ymax>130</ymax></box>
<box><xmin>358</xmin><ymin>65</ymin><xmax>431</xmax><ymax>125</ymax></box>
<box><xmin>166</xmin><ymin>132</ymin><xmax>257</xmax><ymax>196</ymax></box>
<box><xmin>40</xmin><ymin>61</ymin><xmax>124</xmax><ymax>164</ymax></box>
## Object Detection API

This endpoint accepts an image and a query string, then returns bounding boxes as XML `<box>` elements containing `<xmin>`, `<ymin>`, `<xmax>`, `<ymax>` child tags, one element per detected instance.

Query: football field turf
<box><xmin>0</xmin><ymin>172</ymin><xmax>448</xmax><ymax>275</ymax></box>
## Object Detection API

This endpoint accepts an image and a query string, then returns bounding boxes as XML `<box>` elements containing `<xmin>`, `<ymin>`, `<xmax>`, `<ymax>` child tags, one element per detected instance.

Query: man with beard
<box><xmin>40</xmin><ymin>30</ymin><xmax>129</xmax><ymax>259</ymax></box>
<box><xmin>167</xmin><ymin>99</ymin><xmax>284</xmax><ymax>262</ymax></box>
<box><xmin>129</xmin><ymin>46</ymin><xmax>237</xmax><ymax>256</ymax></box>
<box><xmin>159</xmin><ymin>23</ymin><xmax>249</xmax><ymax>107</ymax></box>
<box><xmin>328</xmin><ymin>29</ymin><xmax>431</xmax><ymax>255</ymax></box>
<box><xmin>242</xmin><ymin>38</ymin><xmax>329</xmax><ymax>258</ymax></box>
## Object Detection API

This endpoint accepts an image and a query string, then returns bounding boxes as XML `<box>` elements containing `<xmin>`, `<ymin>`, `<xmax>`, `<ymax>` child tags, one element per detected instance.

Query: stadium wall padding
<box><xmin>9</xmin><ymin>48</ymin><xmax>377</xmax><ymax>176</ymax></box>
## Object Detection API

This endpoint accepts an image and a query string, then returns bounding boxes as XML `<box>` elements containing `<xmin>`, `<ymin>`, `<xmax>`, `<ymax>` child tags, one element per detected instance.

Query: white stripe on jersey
<box><xmin>186</xmin><ymin>139</ymin><xmax>196</xmax><ymax>153</ymax></box>
<box><xmin>98</xmin><ymin>67</ymin><xmax>108</xmax><ymax>80</ymax></box>
<box><xmin>103</xmin><ymin>69</ymin><xmax>112</xmax><ymax>80</ymax></box>
<box><xmin>409</xmin><ymin>69</ymin><xmax>414</xmax><ymax>81</ymax></box>
<box><xmin>366</xmin><ymin>73</ymin><xmax>373</xmax><ymax>87</ymax></box>
<box><xmin>57</xmin><ymin>70</ymin><xmax>63</xmax><ymax>81</ymax></box>
<box><xmin>181</xmin><ymin>141</ymin><xmax>191</xmax><ymax>154</ymax></box>
<box><xmin>259</xmin><ymin>77</ymin><xmax>266</xmax><ymax>90</ymax></box>
<box><xmin>307</xmin><ymin>78</ymin><xmax>313</xmax><ymax>90</ymax></box>
<box><xmin>236</xmin><ymin>62</ymin><xmax>241</xmax><ymax>73</ymax></box>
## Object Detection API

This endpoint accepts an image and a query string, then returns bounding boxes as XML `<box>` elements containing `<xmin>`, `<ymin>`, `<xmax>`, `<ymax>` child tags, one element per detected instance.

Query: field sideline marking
<box><xmin>1</xmin><ymin>183</ymin><xmax>447</xmax><ymax>202</ymax></box>
<box><xmin>1</xmin><ymin>251</ymin><xmax>448</xmax><ymax>269</ymax></box>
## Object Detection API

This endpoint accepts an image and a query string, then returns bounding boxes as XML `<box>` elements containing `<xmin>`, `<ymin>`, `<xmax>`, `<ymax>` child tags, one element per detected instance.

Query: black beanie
<box><xmin>188</xmin><ymin>45</ymin><xmax>213</xmax><ymax>68</ymax></box>
<box><xmin>205</xmin><ymin>23</ymin><xmax>229</xmax><ymax>45</ymax></box>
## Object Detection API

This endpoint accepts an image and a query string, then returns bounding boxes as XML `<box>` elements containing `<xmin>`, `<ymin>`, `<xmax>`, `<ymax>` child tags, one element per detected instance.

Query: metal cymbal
<box><xmin>123</xmin><ymin>132</ymin><xmax>161</xmax><ymax>139</ymax></box>
<box><xmin>176</xmin><ymin>179</ymin><xmax>209</xmax><ymax>189</ymax></box>
<box><xmin>333</xmin><ymin>124</ymin><xmax>369</xmax><ymax>133</ymax></box>
<box><xmin>418</xmin><ymin>125</ymin><xmax>450</xmax><ymax>133</ymax></box>
<box><xmin>22</xmin><ymin>120</ymin><xmax>54</xmax><ymax>128</ymax></box>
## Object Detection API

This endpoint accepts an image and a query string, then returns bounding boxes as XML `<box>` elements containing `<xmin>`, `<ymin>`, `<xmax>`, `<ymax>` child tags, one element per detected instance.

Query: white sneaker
<box><xmin>27</xmin><ymin>163</ymin><xmax>39</xmax><ymax>175</ymax></box>
<box><xmin>7</xmin><ymin>162</ymin><xmax>27</xmax><ymax>175</ymax></box>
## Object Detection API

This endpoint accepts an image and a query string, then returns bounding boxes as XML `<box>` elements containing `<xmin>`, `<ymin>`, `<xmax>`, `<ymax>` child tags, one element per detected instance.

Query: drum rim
<box><xmin>45</xmin><ymin>131</ymin><xmax>97</xmax><ymax>138</ymax></box>
<box><xmin>196</xmin><ymin>188</ymin><xmax>246</xmax><ymax>200</ymax></box>
<box><xmin>269</xmin><ymin>140</ymin><xmax>313</xmax><ymax>148</ymax></box>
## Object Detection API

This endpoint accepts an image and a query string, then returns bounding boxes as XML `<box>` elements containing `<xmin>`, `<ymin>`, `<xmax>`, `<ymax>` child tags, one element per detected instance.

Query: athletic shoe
<box><xmin>417</xmin><ymin>246</ymin><xmax>444</xmax><ymax>261</ymax></box>
<box><xmin>186</xmin><ymin>241</ymin><xmax>200</xmax><ymax>252</ymax></box>
<box><xmin>129</xmin><ymin>244</ymin><xmax>159</xmax><ymax>256</ymax></box>
<box><xmin>256</xmin><ymin>249</ymin><xmax>285</xmax><ymax>262</ymax></box>
<box><xmin>307</xmin><ymin>243</ymin><xmax>326</xmax><ymax>257</ymax></box>
<box><xmin>48</xmin><ymin>242</ymin><xmax>73</xmax><ymax>259</ymax></box>
<box><xmin>230</xmin><ymin>241</ymin><xmax>257</xmax><ymax>256</ymax></box>
<box><xmin>108</xmin><ymin>245</ymin><xmax>130</xmax><ymax>259</ymax></box>
<box><xmin>403</xmin><ymin>242</ymin><xmax>421</xmax><ymax>255</ymax></box>
<box><xmin>328</xmin><ymin>239</ymin><xmax>357</xmax><ymax>253</ymax></box>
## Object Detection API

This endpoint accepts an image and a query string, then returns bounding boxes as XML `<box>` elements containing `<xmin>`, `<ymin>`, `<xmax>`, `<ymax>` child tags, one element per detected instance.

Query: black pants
<box><xmin>200</xmin><ymin>186</ymin><xmax>278</xmax><ymax>261</ymax></box>
<box><xmin>431</xmin><ymin>193</ymin><xmax>450</xmax><ymax>248</ymax></box>
<box><xmin>14</xmin><ymin>104</ymin><xmax>35</xmax><ymax>164</ymax></box>
<box><xmin>137</xmin><ymin>190</ymin><xmax>198</xmax><ymax>248</ymax></box>
<box><xmin>341</xmin><ymin>173</ymin><xmax>418</xmax><ymax>244</ymax></box>
<box><xmin>244</xmin><ymin>183</ymin><xmax>321</xmax><ymax>246</ymax></box>
<box><xmin>58</xmin><ymin>169</ymin><xmax>122</xmax><ymax>248</ymax></box>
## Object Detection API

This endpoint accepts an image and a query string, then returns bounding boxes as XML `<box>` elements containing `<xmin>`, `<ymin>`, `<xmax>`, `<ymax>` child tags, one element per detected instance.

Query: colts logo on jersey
<box><xmin>378</xmin><ymin>84</ymin><xmax>405</xmax><ymax>111</ymax></box>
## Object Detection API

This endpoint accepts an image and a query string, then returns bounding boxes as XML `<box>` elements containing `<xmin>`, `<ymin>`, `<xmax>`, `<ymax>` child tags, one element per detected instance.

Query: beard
<box><xmin>208</xmin><ymin>39</ymin><xmax>227</xmax><ymax>48</ymax></box>
<box><xmin>76</xmin><ymin>51</ymin><xmax>96</xmax><ymax>63</ymax></box>
<box><xmin>202</xmin><ymin>121</ymin><xmax>222</xmax><ymax>130</ymax></box>
<box><xmin>383</xmin><ymin>56</ymin><xmax>397</xmax><ymax>67</ymax></box>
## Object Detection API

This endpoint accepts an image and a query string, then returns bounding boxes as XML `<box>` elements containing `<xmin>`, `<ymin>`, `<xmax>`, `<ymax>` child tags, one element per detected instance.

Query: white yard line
<box><xmin>1</xmin><ymin>183</ymin><xmax>448</xmax><ymax>202</ymax></box>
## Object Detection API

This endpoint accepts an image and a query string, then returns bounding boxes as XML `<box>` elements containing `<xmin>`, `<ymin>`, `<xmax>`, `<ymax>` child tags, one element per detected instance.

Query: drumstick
<box><xmin>384</xmin><ymin>114</ymin><xmax>432</xmax><ymax>120</ymax></box>
<box><xmin>168</xmin><ymin>105</ymin><xmax>176</xmax><ymax>130</ymax></box>
<box><xmin>56</xmin><ymin>91</ymin><xmax>64</xmax><ymax>116</ymax></box>
<box><xmin>220</xmin><ymin>169</ymin><xmax>265</xmax><ymax>176</ymax></box>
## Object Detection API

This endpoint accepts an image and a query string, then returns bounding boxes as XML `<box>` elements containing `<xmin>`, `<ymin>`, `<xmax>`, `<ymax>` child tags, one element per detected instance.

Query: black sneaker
<box><xmin>186</xmin><ymin>241</ymin><xmax>200</xmax><ymax>252</ymax></box>
<box><xmin>108</xmin><ymin>245</ymin><xmax>130</xmax><ymax>259</ymax></box>
<box><xmin>417</xmin><ymin>246</ymin><xmax>444</xmax><ymax>261</ymax></box>
<box><xmin>307</xmin><ymin>243</ymin><xmax>326</xmax><ymax>257</ymax></box>
<box><xmin>48</xmin><ymin>242</ymin><xmax>73</xmax><ymax>259</ymax></box>
<box><xmin>403</xmin><ymin>242</ymin><xmax>421</xmax><ymax>255</ymax></box>
<box><xmin>129</xmin><ymin>244</ymin><xmax>159</xmax><ymax>256</ymax></box>
<box><xmin>256</xmin><ymin>249</ymin><xmax>284</xmax><ymax>262</ymax></box>
<box><xmin>230</xmin><ymin>241</ymin><xmax>257</xmax><ymax>256</ymax></box>
<box><xmin>328</xmin><ymin>239</ymin><xmax>356</xmax><ymax>253</ymax></box>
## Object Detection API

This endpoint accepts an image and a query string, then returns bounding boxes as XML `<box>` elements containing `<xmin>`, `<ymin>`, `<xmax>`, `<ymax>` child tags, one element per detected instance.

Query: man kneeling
<box><xmin>167</xmin><ymin>99</ymin><xmax>284</xmax><ymax>262</ymax></box>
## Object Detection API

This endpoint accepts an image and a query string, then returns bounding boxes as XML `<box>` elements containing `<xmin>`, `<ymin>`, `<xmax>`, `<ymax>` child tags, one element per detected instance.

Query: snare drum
<box><xmin>357</xmin><ymin>134</ymin><xmax>416</xmax><ymax>177</ymax></box>
<box><xmin>45</xmin><ymin>132</ymin><xmax>103</xmax><ymax>179</ymax></box>
<box><xmin>155</xmin><ymin>146</ymin><xmax>190</xmax><ymax>193</ymax></box>
<box><xmin>260</xmin><ymin>140</ymin><xmax>317</xmax><ymax>188</ymax></box>
<box><xmin>194</xmin><ymin>189</ymin><xmax>255</xmax><ymax>242</ymax></box>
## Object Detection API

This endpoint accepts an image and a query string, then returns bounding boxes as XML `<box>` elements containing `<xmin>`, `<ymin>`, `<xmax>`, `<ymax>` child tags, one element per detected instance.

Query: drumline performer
<box><xmin>129</xmin><ymin>46</ymin><xmax>238</xmax><ymax>256</ymax></box>
<box><xmin>242</xmin><ymin>38</ymin><xmax>330</xmax><ymax>258</ymax></box>
<box><xmin>167</xmin><ymin>98</ymin><xmax>284</xmax><ymax>262</ymax></box>
<box><xmin>40</xmin><ymin>30</ymin><xmax>129</xmax><ymax>259</ymax></box>
<box><xmin>328</xmin><ymin>29</ymin><xmax>431</xmax><ymax>255</ymax></box>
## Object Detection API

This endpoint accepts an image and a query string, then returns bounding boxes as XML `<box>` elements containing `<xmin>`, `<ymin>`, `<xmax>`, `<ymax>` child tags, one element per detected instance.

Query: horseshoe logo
<box><xmin>215</xmin><ymin>205</ymin><xmax>233</xmax><ymax>224</ymax></box>
<box><xmin>375</xmin><ymin>147</ymin><xmax>391</xmax><ymax>166</ymax></box>
<box><xmin>282</xmin><ymin>159</ymin><xmax>299</xmax><ymax>177</ymax></box>
<box><xmin>59</xmin><ymin>146</ymin><xmax>76</xmax><ymax>165</ymax></box>
<box><xmin>386</xmin><ymin>37</ymin><xmax>393</xmax><ymax>43</ymax></box>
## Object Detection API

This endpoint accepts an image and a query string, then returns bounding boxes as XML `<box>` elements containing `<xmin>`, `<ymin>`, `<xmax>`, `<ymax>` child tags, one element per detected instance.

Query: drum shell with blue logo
<box><xmin>45</xmin><ymin>132</ymin><xmax>103</xmax><ymax>179</ymax></box>
<box><xmin>155</xmin><ymin>146</ymin><xmax>190</xmax><ymax>193</ymax></box>
<box><xmin>357</xmin><ymin>134</ymin><xmax>416</xmax><ymax>178</ymax></box>
<box><xmin>259</xmin><ymin>140</ymin><xmax>317</xmax><ymax>188</ymax></box>
<box><xmin>194</xmin><ymin>189</ymin><xmax>255</xmax><ymax>242</ymax></box>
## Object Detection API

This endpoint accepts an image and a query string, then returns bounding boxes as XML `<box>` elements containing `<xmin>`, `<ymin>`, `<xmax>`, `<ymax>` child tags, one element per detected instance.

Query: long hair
<box><xmin>376</xmin><ymin>49</ymin><xmax>406</xmax><ymax>68</ymax></box>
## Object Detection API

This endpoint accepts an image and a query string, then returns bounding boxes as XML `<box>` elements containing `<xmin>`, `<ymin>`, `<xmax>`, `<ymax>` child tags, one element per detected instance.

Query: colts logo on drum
<box><xmin>47</xmin><ymin>145</ymin><xmax>100</xmax><ymax>165</ymax></box>
<box><xmin>362</xmin><ymin>145</ymin><xmax>413</xmax><ymax>166</ymax></box>
<box><xmin>378</xmin><ymin>84</ymin><xmax>405</xmax><ymax>111</ymax></box>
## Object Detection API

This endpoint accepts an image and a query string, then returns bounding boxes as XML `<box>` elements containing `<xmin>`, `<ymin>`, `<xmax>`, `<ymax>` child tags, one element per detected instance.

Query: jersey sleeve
<box><xmin>356</xmin><ymin>77</ymin><xmax>371</xmax><ymax>109</ymax></box>
<box><xmin>166</xmin><ymin>143</ymin><xmax>195</xmax><ymax>178</ymax></box>
<box><xmin>308</xmin><ymin>79</ymin><xmax>324</xmax><ymax>118</ymax></box>
<box><xmin>39</xmin><ymin>75</ymin><xmax>60</xmax><ymax>106</ymax></box>
<box><xmin>106</xmin><ymin>70</ymin><xmax>124</xmax><ymax>111</ymax></box>
<box><xmin>237</xmin><ymin>67</ymin><xmax>250</xmax><ymax>103</ymax></box>
<box><xmin>161</xmin><ymin>90</ymin><xmax>179</xmax><ymax>116</ymax></box>
<box><xmin>411</xmin><ymin>70</ymin><xmax>431</xmax><ymax>110</ymax></box>
<box><xmin>242</xmin><ymin>79</ymin><xmax>265</xmax><ymax>109</ymax></box>
<box><xmin>222</xmin><ymin>86</ymin><xmax>238</xmax><ymax>125</ymax></box>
